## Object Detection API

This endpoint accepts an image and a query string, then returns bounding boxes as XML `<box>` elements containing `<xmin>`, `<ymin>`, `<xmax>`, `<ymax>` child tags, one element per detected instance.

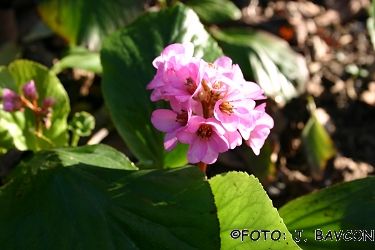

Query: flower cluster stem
<box><xmin>197</xmin><ymin>161</ymin><xmax>207</xmax><ymax>172</ymax></box>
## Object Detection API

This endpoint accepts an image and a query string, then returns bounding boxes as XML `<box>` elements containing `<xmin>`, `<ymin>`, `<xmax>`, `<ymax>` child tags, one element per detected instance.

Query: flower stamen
<box><xmin>219</xmin><ymin>101</ymin><xmax>234</xmax><ymax>115</ymax></box>
<box><xmin>197</xmin><ymin>124</ymin><xmax>212</xmax><ymax>138</ymax></box>
<box><xmin>175</xmin><ymin>110</ymin><xmax>188</xmax><ymax>126</ymax></box>
<box><xmin>185</xmin><ymin>77</ymin><xmax>197</xmax><ymax>94</ymax></box>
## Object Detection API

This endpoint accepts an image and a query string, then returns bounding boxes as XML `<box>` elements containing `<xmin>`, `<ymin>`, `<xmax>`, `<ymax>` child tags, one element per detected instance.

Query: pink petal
<box><xmin>246</xmin><ymin>126</ymin><xmax>271</xmax><ymax>155</ymax></box>
<box><xmin>164</xmin><ymin>131</ymin><xmax>179</xmax><ymax>152</ymax></box>
<box><xmin>224</xmin><ymin>130</ymin><xmax>242</xmax><ymax>150</ymax></box>
<box><xmin>151</xmin><ymin>109</ymin><xmax>181</xmax><ymax>132</ymax></box>
<box><xmin>211</xmin><ymin>133</ymin><xmax>230</xmax><ymax>152</ymax></box>
<box><xmin>201</xmin><ymin>140</ymin><xmax>219</xmax><ymax>164</ymax></box>
<box><xmin>187</xmin><ymin>116</ymin><xmax>205</xmax><ymax>133</ymax></box>
<box><xmin>187</xmin><ymin>137</ymin><xmax>207</xmax><ymax>163</ymax></box>
<box><xmin>177</xmin><ymin>128</ymin><xmax>194</xmax><ymax>144</ymax></box>
<box><xmin>214</xmin><ymin>56</ymin><xmax>232</xmax><ymax>69</ymax></box>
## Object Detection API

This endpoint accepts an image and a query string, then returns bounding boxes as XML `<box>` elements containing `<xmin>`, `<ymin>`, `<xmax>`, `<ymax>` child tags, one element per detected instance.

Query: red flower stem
<box><xmin>20</xmin><ymin>96</ymin><xmax>42</xmax><ymax>135</ymax></box>
<box><xmin>197</xmin><ymin>161</ymin><xmax>207</xmax><ymax>172</ymax></box>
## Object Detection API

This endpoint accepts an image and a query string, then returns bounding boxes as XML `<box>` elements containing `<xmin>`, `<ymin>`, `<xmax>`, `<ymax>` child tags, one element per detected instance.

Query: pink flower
<box><xmin>163</xmin><ymin>59</ymin><xmax>205</xmax><ymax>102</ymax></box>
<box><xmin>22</xmin><ymin>80</ymin><xmax>38</xmax><ymax>101</ymax></box>
<box><xmin>2</xmin><ymin>88</ymin><xmax>23</xmax><ymax>112</ymax></box>
<box><xmin>214</xmin><ymin>91</ymin><xmax>255</xmax><ymax>132</ymax></box>
<box><xmin>213</xmin><ymin>56</ymin><xmax>266</xmax><ymax>100</ymax></box>
<box><xmin>151</xmin><ymin>98</ymin><xmax>191</xmax><ymax>151</ymax></box>
<box><xmin>147</xmin><ymin>43</ymin><xmax>275</xmax><ymax>166</ymax></box>
<box><xmin>245</xmin><ymin>104</ymin><xmax>274</xmax><ymax>155</ymax></box>
<box><xmin>177</xmin><ymin>116</ymin><xmax>229</xmax><ymax>164</ymax></box>
<box><xmin>146</xmin><ymin>43</ymin><xmax>195</xmax><ymax>101</ymax></box>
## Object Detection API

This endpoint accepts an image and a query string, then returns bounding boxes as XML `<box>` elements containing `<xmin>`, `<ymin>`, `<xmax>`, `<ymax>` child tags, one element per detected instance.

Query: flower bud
<box><xmin>1</xmin><ymin>88</ymin><xmax>23</xmax><ymax>112</ymax></box>
<box><xmin>42</xmin><ymin>96</ymin><xmax>57</xmax><ymax>110</ymax></box>
<box><xmin>22</xmin><ymin>80</ymin><xmax>39</xmax><ymax>101</ymax></box>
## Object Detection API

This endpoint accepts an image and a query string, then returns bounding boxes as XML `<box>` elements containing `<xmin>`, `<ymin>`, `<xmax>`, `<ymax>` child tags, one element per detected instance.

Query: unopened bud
<box><xmin>42</xmin><ymin>96</ymin><xmax>57</xmax><ymax>110</ymax></box>
<box><xmin>22</xmin><ymin>80</ymin><xmax>39</xmax><ymax>101</ymax></box>
<box><xmin>1</xmin><ymin>88</ymin><xmax>23</xmax><ymax>112</ymax></box>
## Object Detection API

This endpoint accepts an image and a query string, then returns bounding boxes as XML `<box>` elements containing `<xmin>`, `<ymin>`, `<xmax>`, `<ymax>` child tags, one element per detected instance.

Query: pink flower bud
<box><xmin>42</xmin><ymin>96</ymin><xmax>57</xmax><ymax>109</ymax></box>
<box><xmin>22</xmin><ymin>80</ymin><xmax>39</xmax><ymax>101</ymax></box>
<box><xmin>2</xmin><ymin>88</ymin><xmax>23</xmax><ymax>112</ymax></box>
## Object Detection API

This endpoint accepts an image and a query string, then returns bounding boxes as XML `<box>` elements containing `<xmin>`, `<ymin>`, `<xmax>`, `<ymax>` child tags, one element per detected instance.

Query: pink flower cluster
<box><xmin>147</xmin><ymin>43</ymin><xmax>274</xmax><ymax>164</ymax></box>
<box><xmin>1</xmin><ymin>80</ymin><xmax>57</xmax><ymax>129</ymax></box>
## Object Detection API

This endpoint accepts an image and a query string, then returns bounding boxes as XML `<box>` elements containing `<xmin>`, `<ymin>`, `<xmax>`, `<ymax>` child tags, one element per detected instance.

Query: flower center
<box><xmin>219</xmin><ymin>101</ymin><xmax>234</xmax><ymax>115</ymax></box>
<box><xmin>197</xmin><ymin>124</ymin><xmax>212</xmax><ymax>138</ymax></box>
<box><xmin>175</xmin><ymin>110</ymin><xmax>188</xmax><ymax>126</ymax></box>
<box><xmin>185</xmin><ymin>77</ymin><xmax>197</xmax><ymax>94</ymax></box>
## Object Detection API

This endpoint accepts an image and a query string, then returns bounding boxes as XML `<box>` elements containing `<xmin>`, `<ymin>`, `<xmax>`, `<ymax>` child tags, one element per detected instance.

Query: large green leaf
<box><xmin>37</xmin><ymin>0</ymin><xmax>147</xmax><ymax>50</ymax></box>
<box><xmin>0</xmin><ymin>60</ymin><xmax>70</xmax><ymax>150</ymax></box>
<box><xmin>211</xmin><ymin>28</ymin><xmax>307</xmax><ymax>103</ymax></box>
<box><xmin>185</xmin><ymin>0</ymin><xmax>241</xmax><ymax>24</ymax></box>
<box><xmin>0</xmin><ymin>144</ymin><xmax>220</xmax><ymax>249</ymax></box>
<box><xmin>279</xmin><ymin>177</ymin><xmax>375</xmax><ymax>250</ymax></box>
<box><xmin>209</xmin><ymin>172</ymin><xmax>300</xmax><ymax>249</ymax></box>
<box><xmin>301</xmin><ymin>111</ymin><xmax>336</xmax><ymax>180</ymax></box>
<box><xmin>101</xmin><ymin>3</ymin><xmax>223</xmax><ymax>168</ymax></box>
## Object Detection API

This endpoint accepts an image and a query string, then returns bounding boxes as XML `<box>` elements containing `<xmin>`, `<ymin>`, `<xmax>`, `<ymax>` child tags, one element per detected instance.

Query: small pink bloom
<box><xmin>22</xmin><ymin>80</ymin><xmax>38</xmax><ymax>101</ymax></box>
<box><xmin>177</xmin><ymin>116</ymin><xmax>229</xmax><ymax>164</ymax></box>
<box><xmin>214</xmin><ymin>91</ymin><xmax>255</xmax><ymax>132</ymax></box>
<box><xmin>245</xmin><ymin>104</ymin><xmax>274</xmax><ymax>155</ymax></box>
<box><xmin>164</xmin><ymin>60</ymin><xmax>205</xmax><ymax>102</ymax></box>
<box><xmin>151</xmin><ymin>98</ymin><xmax>191</xmax><ymax>151</ymax></box>
<box><xmin>213</xmin><ymin>56</ymin><xmax>266</xmax><ymax>100</ymax></box>
<box><xmin>2</xmin><ymin>88</ymin><xmax>23</xmax><ymax>112</ymax></box>
<box><xmin>146</xmin><ymin>43</ymin><xmax>195</xmax><ymax>101</ymax></box>
<box><xmin>42</xmin><ymin>97</ymin><xmax>57</xmax><ymax>109</ymax></box>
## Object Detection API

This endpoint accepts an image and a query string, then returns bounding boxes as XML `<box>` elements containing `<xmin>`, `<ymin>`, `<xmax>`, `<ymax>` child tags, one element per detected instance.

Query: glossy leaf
<box><xmin>37</xmin><ymin>0</ymin><xmax>147</xmax><ymax>50</ymax></box>
<box><xmin>51</xmin><ymin>46</ymin><xmax>102</xmax><ymax>74</ymax></box>
<box><xmin>209</xmin><ymin>172</ymin><xmax>300</xmax><ymax>249</ymax></box>
<box><xmin>301</xmin><ymin>112</ymin><xmax>336</xmax><ymax>180</ymax></box>
<box><xmin>185</xmin><ymin>0</ymin><xmax>241</xmax><ymax>24</ymax></box>
<box><xmin>0</xmin><ymin>60</ymin><xmax>70</xmax><ymax>151</ymax></box>
<box><xmin>0</xmin><ymin>145</ymin><xmax>220</xmax><ymax>249</ymax></box>
<box><xmin>211</xmin><ymin>28</ymin><xmax>307</xmax><ymax>103</ymax></box>
<box><xmin>279</xmin><ymin>177</ymin><xmax>375</xmax><ymax>250</ymax></box>
<box><xmin>101</xmin><ymin>3</ymin><xmax>223</xmax><ymax>168</ymax></box>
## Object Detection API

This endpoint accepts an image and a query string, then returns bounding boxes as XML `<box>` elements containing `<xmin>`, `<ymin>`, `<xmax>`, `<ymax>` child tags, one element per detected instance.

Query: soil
<box><xmin>1</xmin><ymin>0</ymin><xmax>375</xmax><ymax>208</ymax></box>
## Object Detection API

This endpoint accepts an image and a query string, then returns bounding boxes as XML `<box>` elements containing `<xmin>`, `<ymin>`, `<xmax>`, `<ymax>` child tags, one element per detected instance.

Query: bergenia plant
<box><xmin>147</xmin><ymin>43</ymin><xmax>274</xmax><ymax>171</ymax></box>
<box><xmin>1</xmin><ymin>80</ymin><xmax>56</xmax><ymax>133</ymax></box>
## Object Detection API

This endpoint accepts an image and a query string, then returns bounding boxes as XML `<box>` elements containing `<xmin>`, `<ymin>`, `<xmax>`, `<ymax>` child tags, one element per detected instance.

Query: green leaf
<box><xmin>101</xmin><ymin>3</ymin><xmax>223</xmax><ymax>168</ymax></box>
<box><xmin>211</xmin><ymin>28</ymin><xmax>307</xmax><ymax>102</ymax></box>
<box><xmin>0</xmin><ymin>42</ymin><xmax>22</xmax><ymax>66</ymax></box>
<box><xmin>367</xmin><ymin>0</ymin><xmax>375</xmax><ymax>50</ymax></box>
<box><xmin>301</xmin><ymin>111</ymin><xmax>336</xmax><ymax>180</ymax></box>
<box><xmin>279</xmin><ymin>177</ymin><xmax>375</xmax><ymax>250</ymax></box>
<box><xmin>209</xmin><ymin>172</ymin><xmax>300</xmax><ymax>249</ymax></box>
<box><xmin>0</xmin><ymin>59</ymin><xmax>70</xmax><ymax>151</ymax></box>
<box><xmin>37</xmin><ymin>0</ymin><xmax>147</xmax><ymax>50</ymax></box>
<box><xmin>0</xmin><ymin>145</ymin><xmax>220</xmax><ymax>249</ymax></box>
<box><xmin>185</xmin><ymin>0</ymin><xmax>241</xmax><ymax>24</ymax></box>
<box><xmin>51</xmin><ymin>46</ymin><xmax>102</xmax><ymax>74</ymax></box>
